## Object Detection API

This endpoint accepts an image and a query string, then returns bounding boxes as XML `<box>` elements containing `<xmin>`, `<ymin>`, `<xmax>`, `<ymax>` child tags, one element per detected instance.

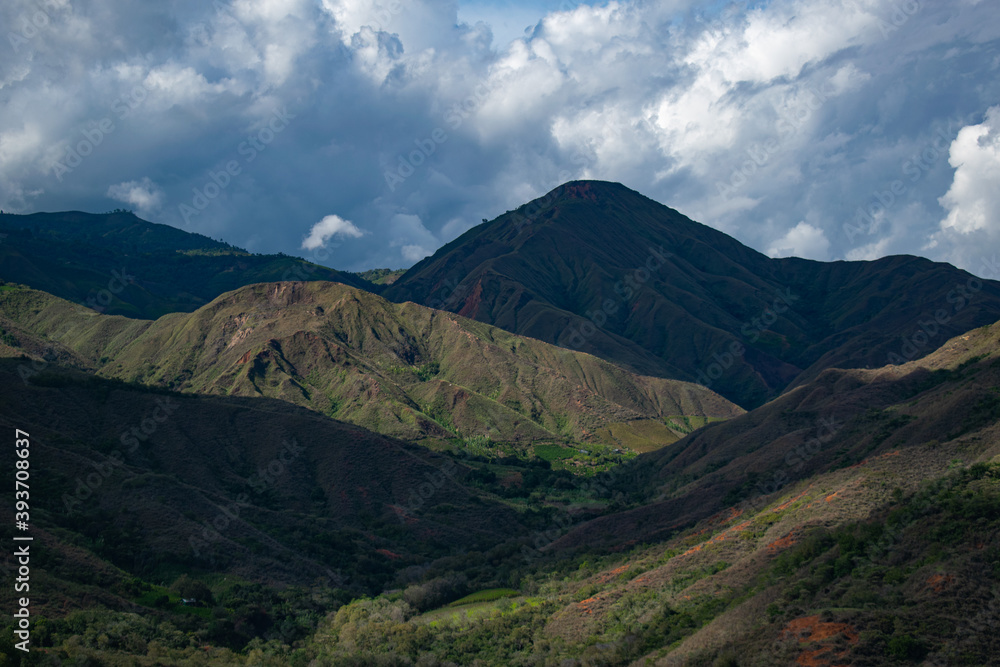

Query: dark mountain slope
<box><xmin>549</xmin><ymin>318</ymin><xmax>1000</xmax><ymax>553</ymax></box>
<box><xmin>0</xmin><ymin>210</ymin><xmax>371</xmax><ymax>318</ymax></box>
<box><xmin>0</xmin><ymin>360</ymin><xmax>525</xmax><ymax>609</ymax></box>
<box><xmin>384</xmin><ymin>181</ymin><xmax>1000</xmax><ymax>407</ymax></box>
<box><xmin>284</xmin><ymin>321</ymin><xmax>1000</xmax><ymax>666</ymax></box>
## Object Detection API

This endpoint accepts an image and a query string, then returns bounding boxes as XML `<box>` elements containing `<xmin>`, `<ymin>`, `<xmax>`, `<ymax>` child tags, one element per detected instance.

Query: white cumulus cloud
<box><xmin>939</xmin><ymin>106</ymin><xmax>1000</xmax><ymax>235</ymax></box>
<box><xmin>106</xmin><ymin>177</ymin><xmax>163</xmax><ymax>215</ymax></box>
<box><xmin>301</xmin><ymin>214</ymin><xmax>365</xmax><ymax>250</ymax></box>
<box><xmin>767</xmin><ymin>221</ymin><xmax>831</xmax><ymax>260</ymax></box>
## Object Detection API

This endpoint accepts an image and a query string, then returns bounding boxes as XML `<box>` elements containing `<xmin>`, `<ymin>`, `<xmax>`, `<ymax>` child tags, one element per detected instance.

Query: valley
<box><xmin>0</xmin><ymin>186</ymin><xmax>998</xmax><ymax>665</ymax></box>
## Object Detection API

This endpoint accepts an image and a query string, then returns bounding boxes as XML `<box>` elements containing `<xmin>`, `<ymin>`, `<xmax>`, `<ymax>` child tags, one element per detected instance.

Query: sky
<box><xmin>1</xmin><ymin>0</ymin><xmax>999</xmax><ymax>275</ymax></box>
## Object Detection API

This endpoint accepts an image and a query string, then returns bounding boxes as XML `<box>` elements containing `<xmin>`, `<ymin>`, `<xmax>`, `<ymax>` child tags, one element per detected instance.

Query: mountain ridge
<box><xmin>384</xmin><ymin>180</ymin><xmax>1000</xmax><ymax>408</ymax></box>
<box><xmin>0</xmin><ymin>210</ymin><xmax>372</xmax><ymax>319</ymax></box>
<box><xmin>0</xmin><ymin>280</ymin><xmax>742</xmax><ymax>452</ymax></box>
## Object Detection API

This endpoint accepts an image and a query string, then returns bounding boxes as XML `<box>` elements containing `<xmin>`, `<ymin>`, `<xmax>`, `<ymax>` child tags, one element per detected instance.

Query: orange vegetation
<box><xmin>596</xmin><ymin>565</ymin><xmax>629</xmax><ymax>583</ymax></box>
<box><xmin>782</xmin><ymin>615</ymin><xmax>859</xmax><ymax>667</ymax></box>
<box><xmin>773</xmin><ymin>488</ymin><xmax>811</xmax><ymax>512</ymax></box>
<box><xmin>766</xmin><ymin>531</ymin><xmax>799</xmax><ymax>553</ymax></box>
<box><xmin>680</xmin><ymin>518</ymin><xmax>754</xmax><ymax>557</ymax></box>
<box><xmin>926</xmin><ymin>573</ymin><xmax>954</xmax><ymax>592</ymax></box>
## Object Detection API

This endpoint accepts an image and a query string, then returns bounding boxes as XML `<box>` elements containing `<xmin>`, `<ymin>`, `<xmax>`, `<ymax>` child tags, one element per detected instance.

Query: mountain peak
<box><xmin>551</xmin><ymin>180</ymin><xmax>614</xmax><ymax>202</ymax></box>
<box><xmin>531</xmin><ymin>179</ymin><xmax>646</xmax><ymax>209</ymax></box>
<box><xmin>385</xmin><ymin>184</ymin><xmax>1000</xmax><ymax>408</ymax></box>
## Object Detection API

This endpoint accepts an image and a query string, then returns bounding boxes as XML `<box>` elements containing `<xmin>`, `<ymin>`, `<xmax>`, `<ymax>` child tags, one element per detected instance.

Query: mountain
<box><xmin>0</xmin><ymin>210</ymin><xmax>371</xmax><ymax>319</ymax></box>
<box><xmin>299</xmin><ymin>319</ymin><xmax>1000</xmax><ymax>666</ymax></box>
<box><xmin>3</xmin><ymin>194</ymin><xmax>998</xmax><ymax>665</ymax></box>
<box><xmin>551</xmin><ymin>315</ymin><xmax>1000</xmax><ymax>553</ymax></box>
<box><xmin>348</xmin><ymin>267</ymin><xmax>407</xmax><ymax>287</ymax></box>
<box><xmin>0</xmin><ymin>359</ymin><xmax>528</xmax><ymax>618</ymax></box>
<box><xmin>384</xmin><ymin>181</ymin><xmax>1000</xmax><ymax>408</ymax></box>
<box><xmin>0</xmin><ymin>281</ymin><xmax>741</xmax><ymax>451</ymax></box>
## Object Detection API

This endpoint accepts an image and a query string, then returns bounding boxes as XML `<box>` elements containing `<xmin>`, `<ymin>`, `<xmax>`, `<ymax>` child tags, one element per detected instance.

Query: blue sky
<box><xmin>457</xmin><ymin>0</ymin><xmax>578</xmax><ymax>45</ymax></box>
<box><xmin>1</xmin><ymin>0</ymin><xmax>998</xmax><ymax>275</ymax></box>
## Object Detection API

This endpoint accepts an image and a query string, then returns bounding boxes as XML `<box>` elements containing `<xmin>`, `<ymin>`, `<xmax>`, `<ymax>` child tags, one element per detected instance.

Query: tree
<box><xmin>171</xmin><ymin>574</ymin><xmax>214</xmax><ymax>604</ymax></box>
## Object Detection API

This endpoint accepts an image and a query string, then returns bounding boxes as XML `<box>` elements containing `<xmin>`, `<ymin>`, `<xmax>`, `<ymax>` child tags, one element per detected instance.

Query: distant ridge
<box><xmin>0</xmin><ymin>210</ymin><xmax>370</xmax><ymax>319</ymax></box>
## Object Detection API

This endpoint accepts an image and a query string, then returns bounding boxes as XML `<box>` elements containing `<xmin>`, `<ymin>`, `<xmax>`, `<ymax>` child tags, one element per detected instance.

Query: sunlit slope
<box><xmin>0</xmin><ymin>281</ymin><xmax>741</xmax><ymax>447</ymax></box>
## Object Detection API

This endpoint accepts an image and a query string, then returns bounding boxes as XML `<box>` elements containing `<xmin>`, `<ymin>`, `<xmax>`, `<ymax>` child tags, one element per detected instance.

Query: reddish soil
<box><xmin>456</xmin><ymin>280</ymin><xmax>483</xmax><ymax>318</ymax></box>
<box><xmin>773</xmin><ymin>488</ymin><xmax>811</xmax><ymax>512</ymax></box>
<box><xmin>577</xmin><ymin>596</ymin><xmax>598</xmax><ymax>615</ymax></box>
<box><xmin>926</xmin><ymin>573</ymin><xmax>955</xmax><ymax>592</ymax></box>
<box><xmin>766</xmin><ymin>532</ymin><xmax>799</xmax><ymax>553</ymax></box>
<box><xmin>847</xmin><ymin>449</ymin><xmax>901</xmax><ymax>469</ymax></box>
<box><xmin>781</xmin><ymin>615</ymin><xmax>859</xmax><ymax>667</ymax></box>
<box><xmin>596</xmin><ymin>565</ymin><xmax>629</xmax><ymax>583</ymax></box>
<box><xmin>563</xmin><ymin>182</ymin><xmax>599</xmax><ymax>201</ymax></box>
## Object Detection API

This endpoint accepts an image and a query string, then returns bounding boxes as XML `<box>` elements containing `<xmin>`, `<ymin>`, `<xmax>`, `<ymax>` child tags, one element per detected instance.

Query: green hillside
<box><xmin>6</xmin><ymin>314</ymin><xmax>995</xmax><ymax>665</ymax></box>
<box><xmin>0</xmin><ymin>282</ymin><xmax>742</xmax><ymax>452</ymax></box>
<box><xmin>0</xmin><ymin>210</ymin><xmax>371</xmax><ymax>319</ymax></box>
<box><xmin>277</xmin><ymin>321</ymin><xmax>1000</xmax><ymax>666</ymax></box>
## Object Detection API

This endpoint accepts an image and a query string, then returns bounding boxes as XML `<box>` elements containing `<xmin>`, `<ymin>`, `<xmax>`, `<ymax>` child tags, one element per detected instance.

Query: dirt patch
<box><xmin>773</xmin><ymin>488</ymin><xmax>811</xmax><ymax>512</ymax></box>
<box><xmin>925</xmin><ymin>573</ymin><xmax>955</xmax><ymax>592</ymax></box>
<box><xmin>596</xmin><ymin>565</ymin><xmax>629</xmax><ymax>583</ymax></box>
<box><xmin>766</xmin><ymin>530</ymin><xmax>800</xmax><ymax>554</ymax></box>
<box><xmin>847</xmin><ymin>449</ymin><xmax>901</xmax><ymax>470</ymax></box>
<box><xmin>781</xmin><ymin>615</ymin><xmax>859</xmax><ymax>667</ymax></box>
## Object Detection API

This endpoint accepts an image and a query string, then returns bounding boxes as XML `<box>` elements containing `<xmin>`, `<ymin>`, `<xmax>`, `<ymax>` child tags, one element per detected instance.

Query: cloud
<box><xmin>939</xmin><ymin>106</ymin><xmax>1000</xmax><ymax>235</ymax></box>
<box><xmin>106</xmin><ymin>177</ymin><xmax>163</xmax><ymax>214</ymax></box>
<box><xmin>401</xmin><ymin>244</ymin><xmax>431</xmax><ymax>262</ymax></box>
<box><xmin>387</xmin><ymin>213</ymin><xmax>438</xmax><ymax>265</ymax></box>
<box><xmin>301</xmin><ymin>214</ymin><xmax>365</xmax><ymax>250</ymax></box>
<box><xmin>0</xmin><ymin>0</ymin><xmax>997</xmax><ymax>274</ymax></box>
<box><xmin>767</xmin><ymin>221</ymin><xmax>831</xmax><ymax>260</ymax></box>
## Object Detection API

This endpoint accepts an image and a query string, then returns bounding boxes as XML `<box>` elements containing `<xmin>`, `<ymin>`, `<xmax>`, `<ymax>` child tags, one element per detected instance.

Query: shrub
<box><xmin>887</xmin><ymin>634</ymin><xmax>927</xmax><ymax>661</ymax></box>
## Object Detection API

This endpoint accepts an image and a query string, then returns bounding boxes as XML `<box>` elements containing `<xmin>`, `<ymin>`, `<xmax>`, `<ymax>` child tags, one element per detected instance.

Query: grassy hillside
<box><xmin>268</xmin><ymin>321</ymin><xmax>1000</xmax><ymax>666</ymax></box>
<box><xmin>0</xmin><ymin>317</ymin><xmax>996</xmax><ymax>665</ymax></box>
<box><xmin>349</xmin><ymin>268</ymin><xmax>407</xmax><ymax>287</ymax></box>
<box><xmin>0</xmin><ymin>282</ymin><xmax>741</xmax><ymax>453</ymax></box>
